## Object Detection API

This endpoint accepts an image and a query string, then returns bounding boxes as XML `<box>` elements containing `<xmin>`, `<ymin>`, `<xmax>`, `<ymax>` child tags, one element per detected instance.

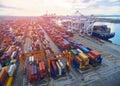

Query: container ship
<box><xmin>92</xmin><ymin>25</ymin><xmax>115</xmax><ymax>40</ymax></box>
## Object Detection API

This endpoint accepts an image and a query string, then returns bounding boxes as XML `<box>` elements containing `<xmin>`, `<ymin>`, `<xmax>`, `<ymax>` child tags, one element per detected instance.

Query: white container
<box><xmin>58</xmin><ymin>60</ymin><xmax>64</xmax><ymax>69</ymax></box>
<box><xmin>29</xmin><ymin>56</ymin><xmax>31</xmax><ymax>62</ymax></box>
<box><xmin>56</xmin><ymin>62</ymin><xmax>61</xmax><ymax>76</ymax></box>
<box><xmin>8</xmin><ymin>64</ymin><xmax>16</xmax><ymax>76</ymax></box>
<box><xmin>31</xmin><ymin>56</ymin><xmax>34</xmax><ymax>62</ymax></box>
<box><xmin>11</xmin><ymin>51</ymin><xmax>16</xmax><ymax>60</ymax></box>
<box><xmin>77</xmin><ymin>49</ymin><xmax>83</xmax><ymax>53</ymax></box>
<box><xmin>7</xmin><ymin>46</ymin><xmax>12</xmax><ymax>53</ymax></box>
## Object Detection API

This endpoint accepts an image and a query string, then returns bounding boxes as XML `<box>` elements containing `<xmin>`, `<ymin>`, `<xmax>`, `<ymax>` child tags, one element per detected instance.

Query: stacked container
<box><xmin>8</xmin><ymin>64</ymin><xmax>16</xmax><ymax>76</ymax></box>
<box><xmin>0</xmin><ymin>68</ymin><xmax>9</xmax><ymax>86</ymax></box>
<box><xmin>28</xmin><ymin>63</ymin><xmax>38</xmax><ymax>83</ymax></box>
<box><xmin>39</xmin><ymin>62</ymin><xmax>46</xmax><ymax>79</ymax></box>
<box><xmin>51</xmin><ymin>60</ymin><xmax>58</xmax><ymax>78</ymax></box>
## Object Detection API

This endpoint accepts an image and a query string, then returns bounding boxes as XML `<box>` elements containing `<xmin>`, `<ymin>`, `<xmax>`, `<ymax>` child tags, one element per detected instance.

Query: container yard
<box><xmin>0</xmin><ymin>16</ymin><xmax>120</xmax><ymax>86</ymax></box>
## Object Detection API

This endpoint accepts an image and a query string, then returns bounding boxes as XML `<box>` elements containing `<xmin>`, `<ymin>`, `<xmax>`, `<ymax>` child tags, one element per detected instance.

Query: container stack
<box><xmin>0</xmin><ymin>25</ymin><xmax>21</xmax><ymax>86</ymax></box>
<box><xmin>43</xmin><ymin>24</ymin><xmax>103</xmax><ymax>70</ymax></box>
<box><xmin>43</xmin><ymin>26</ymin><xmax>71</xmax><ymax>51</ymax></box>
<box><xmin>0</xmin><ymin>67</ymin><xmax>8</xmax><ymax>86</ymax></box>
<box><xmin>28</xmin><ymin>56</ymin><xmax>46</xmax><ymax>83</ymax></box>
<box><xmin>50</xmin><ymin>59</ymin><xmax>66</xmax><ymax>78</ymax></box>
<box><xmin>71</xmin><ymin>43</ymin><xmax>102</xmax><ymax>67</ymax></box>
<box><xmin>71</xmin><ymin>49</ymin><xmax>89</xmax><ymax>69</ymax></box>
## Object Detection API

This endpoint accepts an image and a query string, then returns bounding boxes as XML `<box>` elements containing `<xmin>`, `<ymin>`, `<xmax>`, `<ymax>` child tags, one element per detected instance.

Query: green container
<box><xmin>71</xmin><ymin>49</ymin><xmax>77</xmax><ymax>55</ymax></box>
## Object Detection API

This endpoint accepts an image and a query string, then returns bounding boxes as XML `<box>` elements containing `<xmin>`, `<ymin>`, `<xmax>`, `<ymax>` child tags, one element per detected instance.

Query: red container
<box><xmin>39</xmin><ymin>62</ymin><xmax>43</xmax><ymax>78</ymax></box>
<box><xmin>38</xmin><ymin>57</ymin><xmax>41</xmax><ymax>62</ymax></box>
<box><xmin>0</xmin><ymin>69</ymin><xmax>7</xmax><ymax>83</ymax></box>
<box><xmin>41</xmin><ymin>62</ymin><xmax>46</xmax><ymax>76</ymax></box>
<box><xmin>90</xmin><ymin>50</ymin><xmax>100</xmax><ymax>58</ymax></box>
<box><xmin>34</xmin><ymin>75</ymin><xmax>38</xmax><ymax>81</ymax></box>
<box><xmin>45</xmin><ymin>49</ymin><xmax>50</xmax><ymax>55</ymax></box>
<box><xmin>75</xmin><ymin>56</ymin><xmax>82</xmax><ymax>63</ymax></box>
<box><xmin>87</xmin><ymin>53</ymin><xmax>96</xmax><ymax>60</ymax></box>
<box><xmin>69</xmin><ymin>56</ymin><xmax>73</xmax><ymax>63</ymax></box>
<box><xmin>28</xmin><ymin>70</ymin><xmax>32</xmax><ymax>83</ymax></box>
<box><xmin>51</xmin><ymin>61</ymin><xmax>57</xmax><ymax>72</ymax></box>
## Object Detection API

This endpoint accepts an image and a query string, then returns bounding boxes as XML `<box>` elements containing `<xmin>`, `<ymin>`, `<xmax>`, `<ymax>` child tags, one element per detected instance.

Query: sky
<box><xmin>0</xmin><ymin>0</ymin><xmax>120</xmax><ymax>16</ymax></box>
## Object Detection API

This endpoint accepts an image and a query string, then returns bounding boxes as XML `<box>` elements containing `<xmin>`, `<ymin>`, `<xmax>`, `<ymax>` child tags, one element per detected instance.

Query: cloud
<box><xmin>109</xmin><ymin>0</ymin><xmax>118</xmax><ymax>2</ymax></box>
<box><xmin>0</xmin><ymin>4</ymin><xmax>23</xmax><ymax>10</ymax></box>
<box><xmin>0</xmin><ymin>0</ymin><xmax>120</xmax><ymax>16</ymax></box>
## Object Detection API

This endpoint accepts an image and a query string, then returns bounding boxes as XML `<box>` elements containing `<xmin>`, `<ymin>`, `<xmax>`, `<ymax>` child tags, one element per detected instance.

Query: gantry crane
<box><xmin>20</xmin><ymin>50</ymin><xmax>46</xmax><ymax>74</ymax></box>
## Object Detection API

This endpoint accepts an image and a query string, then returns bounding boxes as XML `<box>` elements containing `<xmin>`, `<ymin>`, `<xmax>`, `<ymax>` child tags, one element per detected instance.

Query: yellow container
<box><xmin>12</xmin><ymin>59</ymin><xmax>17</xmax><ymax>63</ymax></box>
<box><xmin>78</xmin><ymin>53</ymin><xmax>89</xmax><ymax>66</ymax></box>
<box><xmin>78</xmin><ymin>53</ymin><xmax>88</xmax><ymax>60</ymax></box>
<box><xmin>6</xmin><ymin>77</ymin><xmax>13</xmax><ymax>86</ymax></box>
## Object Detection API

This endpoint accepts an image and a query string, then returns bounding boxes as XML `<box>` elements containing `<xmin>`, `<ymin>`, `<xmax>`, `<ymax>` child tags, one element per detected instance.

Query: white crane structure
<box><xmin>58</xmin><ymin>11</ymin><xmax>96</xmax><ymax>36</ymax></box>
<box><xmin>74</xmin><ymin>11</ymin><xmax>96</xmax><ymax>36</ymax></box>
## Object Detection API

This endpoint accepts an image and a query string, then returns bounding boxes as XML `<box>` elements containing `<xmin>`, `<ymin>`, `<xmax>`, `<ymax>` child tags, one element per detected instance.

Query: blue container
<box><xmin>89</xmin><ymin>60</ymin><xmax>96</xmax><ymax>65</ymax></box>
<box><xmin>12</xmin><ymin>51</ymin><xmax>18</xmax><ymax>59</ymax></box>
<box><xmin>68</xmin><ymin>40</ymin><xmax>74</xmax><ymax>45</ymax></box>
<box><xmin>80</xmin><ymin>46</ymin><xmax>90</xmax><ymax>53</ymax></box>
<box><xmin>72</xmin><ymin>59</ymin><xmax>80</xmax><ymax>69</ymax></box>
<box><xmin>75</xmin><ymin>42</ymin><xmax>81</xmax><ymax>46</ymax></box>
<box><xmin>0</xmin><ymin>48</ymin><xmax>4</xmax><ymax>57</ymax></box>
<box><xmin>1</xmin><ymin>60</ymin><xmax>5</xmax><ymax>67</ymax></box>
<box><xmin>33</xmin><ymin>64</ymin><xmax>37</xmax><ymax>75</ymax></box>
<box><xmin>62</xmin><ymin>69</ymin><xmax>65</xmax><ymax>75</ymax></box>
<box><xmin>96</xmin><ymin>57</ymin><xmax>102</xmax><ymax>64</ymax></box>
<box><xmin>51</xmin><ymin>67</ymin><xmax>57</xmax><ymax>78</ymax></box>
<box><xmin>38</xmin><ymin>70</ymin><xmax>41</xmax><ymax>80</ymax></box>
<box><xmin>63</xmin><ymin>40</ymin><xmax>70</xmax><ymax>45</ymax></box>
<box><xmin>86</xmin><ymin>47</ymin><xmax>92</xmax><ymax>51</ymax></box>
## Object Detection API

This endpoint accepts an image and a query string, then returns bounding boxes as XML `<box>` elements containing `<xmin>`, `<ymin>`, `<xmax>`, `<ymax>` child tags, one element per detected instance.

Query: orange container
<box><xmin>90</xmin><ymin>50</ymin><xmax>100</xmax><ymax>58</ymax></box>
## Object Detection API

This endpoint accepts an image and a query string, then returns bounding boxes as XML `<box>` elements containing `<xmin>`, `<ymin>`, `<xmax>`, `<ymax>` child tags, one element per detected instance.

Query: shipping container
<box><xmin>6</xmin><ymin>46</ymin><xmax>12</xmax><ymax>53</ymax></box>
<box><xmin>51</xmin><ymin>61</ymin><xmax>57</xmax><ymax>72</ymax></box>
<box><xmin>58</xmin><ymin>60</ymin><xmax>64</xmax><ymax>69</ymax></box>
<box><xmin>78</xmin><ymin>53</ymin><xmax>88</xmax><ymax>60</ymax></box>
<box><xmin>72</xmin><ymin>59</ymin><xmax>80</xmax><ymax>69</ymax></box>
<box><xmin>11</xmin><ymin>51</ymin><xmax>17</xmax><ymax>60</ymax></box>
<box><xmin>51</xmin><ymin>61</ymin><xmax>58</xmax><ymax>77</ymax></box>
<box><xmin>5</xmin><ymin>77</ymin><xmax>13</xmax><ymax>86</ymax></box>
<box><xmin>0</xmin><ymin>68</ymin><xmax>8</xmax><ymax>86</ymax></box>
<box><xmin>31</xmin><ymin>56</ymin><xmax>34</xmax><ymax>62</ymax></box>
<box><xmin>0</xmin><ymin>48</ymin><xmax>4</xmax><ymax>57</ymax></box>
<box><xmin>75</xmin><ymin>56</ymin><xmax>87</xmax><ymax>69</ymax></box>
<box><xmin>29</xmin><ymin>56</ymin><xmax>32</xmax><ymax>62</ymax></box>
<box><xmin>80</xmin><ymin>46</ymin><xmax>90</xmax><ymax>53</ymax></box>
<box><xmin>33</xmin><ymin>64</ymin><xmax>37</xmax><ymax>75</ymax></box>
<box><xmin>76</xmin><ymin>49</ymin><xmax>83</xmax><ymax>53</ymax></box>
<box><xmin>41</xmin><ymin>62</ymin><xmax>46</xmax><ymax>77</ymax></box>
<box><xmin>8</xmin><ymin>64</ymin><xmax>16</xmax><ymax>76</ymax></box>
<box><xmin>56</xmin><ymin>62</ymin><xmax>61</xmax><ymax>75</ymax></box>
<box><xmin>71</xmin><ymin>49</ymin><xmax>78</xmax><ymax>55</ymax></box>
<box><xmin>87</xmin><ymin>53</ymin><xmax>96</xmax><ymax>60</ymax></box>
<box><xmin>78</xmin><ymin>53</ymin><xmax>89</xmax><ymax>66</ymax></box>
<box><xmin>39</xmin><ymin>62</ymin><xmax>43</xmax><ymax>78</ymax></box>
<box><xmin>90</xmin><ymin>50</ymin><xmax>100</xmax><ymax>58</ymax></box>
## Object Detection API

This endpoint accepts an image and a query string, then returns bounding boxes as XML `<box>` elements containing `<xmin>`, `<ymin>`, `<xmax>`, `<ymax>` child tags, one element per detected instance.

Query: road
<box><xmin>12</xmin><ymin>37</ymin><xmax>32</xmax><ymax>86</ymax></box>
